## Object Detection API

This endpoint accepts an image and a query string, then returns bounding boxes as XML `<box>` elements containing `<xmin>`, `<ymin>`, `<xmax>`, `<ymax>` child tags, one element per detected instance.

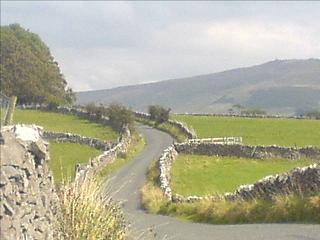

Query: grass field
<box><xmin>13</xmin><ymin>109</ymin><xmax>119</xmax><ymax>184</ymax></box>
<box><xmin>142</xmin><ymin>160</ymin><xmax>320</xmax><ymax>224</ymax></box>
<box><xmin>171</xmin><ymin>154</ymin><xmax>315</xmax><ymax>196</ymax></box>
<box><xmin>49</xmin><ymin>142</ymin><xmax>101</xmax><ymax>184</ymax></box>
<box><xmin>14</xmin><ymin>109</ymin><xmax>118</xmax><ymax>140</ymax></box>
<box><xmin>173</xmin><ymin>115</ymin><xmax>320</xmax><ymax>147</ymax></box>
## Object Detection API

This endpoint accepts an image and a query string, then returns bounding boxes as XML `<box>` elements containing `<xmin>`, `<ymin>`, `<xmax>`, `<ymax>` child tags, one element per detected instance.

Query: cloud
<box><xmin>1</xmin><ymin>1</ymin><xmax>320</xmax><ymax>91</ymax></box>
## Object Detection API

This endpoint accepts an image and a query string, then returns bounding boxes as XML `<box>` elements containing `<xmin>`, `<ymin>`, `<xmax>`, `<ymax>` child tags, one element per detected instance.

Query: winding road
<box><xmin>107</xmin><ymin>125</ymin><xmax>320</xmax><ymax>240</ymax></box>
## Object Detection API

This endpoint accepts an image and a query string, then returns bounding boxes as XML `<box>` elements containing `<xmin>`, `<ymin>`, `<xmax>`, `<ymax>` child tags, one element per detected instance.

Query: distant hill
<box><xmin>76</xmin><ymin>59</ymin><xmax>320</xmax><ymax>115</ymax></box>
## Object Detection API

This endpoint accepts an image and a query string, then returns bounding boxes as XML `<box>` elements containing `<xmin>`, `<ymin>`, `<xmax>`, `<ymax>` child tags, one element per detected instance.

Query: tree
<box><xmin>106</xmin><ymin>104</ymin><xmax>134</xmax><ymax>132</ymax></box>
<box><xmin>0</xmin><ymin>24</ymin><xmax>75</xmax><ymax>105</ymax></box>
<box><xmin>148</xmin><ymin>105</ymin><xmax>171</xmax><ymax>125</ymax></box>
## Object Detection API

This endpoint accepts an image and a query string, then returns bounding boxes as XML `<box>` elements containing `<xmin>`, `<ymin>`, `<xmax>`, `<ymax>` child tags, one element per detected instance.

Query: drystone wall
<box><xmin>20</xmin><ymin>104</ymin><xmax>111</xmax><ymax>126</ymax></box>
<box><xmin>174</xmin><ymin>142</ymin><xmax>320</xmax><ymax>160</ymax></box>
<box><xmin>43</xmin><ymin>131</ymin><xmax>114</xmax><ymax>151</ymax></box>
<box><xmin>74</xmin><ymin>126</ymin><xmax>131</xmax><ymax>183</ymax></box>
<box><xmin>0</xmin><ymin>125</ymin><xmax>60</xmax><ymax>240</ymax></box>
<box><xmin>175</xmin><ymin>113</ymin><xmax>319</xmax><ymax>120</ymax></box>
<box><xmin>158</xmin><ymin>145</ymin><xmax>178</xmax><ymax>200</ymax></box>
<box><xmin>134</xmin><ymin>111</ymin><xmax>197</xmax><ymax>139</ymax></box>
<box><xmin>17</xmin><ymin>105</ymin><xmax>132</xmax><ymax>183</ymax></box>
<box><xmin>158</xmin><ymin>142</ymin><xmax>320</xmax><ymax>203</ymax></box>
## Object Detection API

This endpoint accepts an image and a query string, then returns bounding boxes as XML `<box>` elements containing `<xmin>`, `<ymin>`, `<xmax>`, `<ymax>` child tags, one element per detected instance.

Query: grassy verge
<box><xmin>171</xmin><ymin>154</ymin><xmax>315</xmax><ymax>196</ymax></box>
<box><xmin>49</xmin><ymin>142</ymin><xmax>101</xmax><ymax>184</ymax></box>
<box><xmin>97</xmin><ymin>132</ymin><xmax>145</xmax><ymax>181</ymax></box>
<box><xmin>59</xmin><ymin>178</ymin><xmax>126</xmax><ymax>239</ymax></box>
<box><xmin>136</xmin><ymin>118</ymin><xmax>187</xmax><ymax>142</ymax></box>
<box><xmin>142</xmin><ymin>160</ymin><xmax>320</xmax><ymax>224</ymax></box>
<box><xmin>173</xmin><ymin>115</ymin><xmax>320</xmax><ymax>147</ymax></box>
<box><xmin>14</xmin><ymin>109</ymin><xmax>118</xmax><ymax>140</ymax></box>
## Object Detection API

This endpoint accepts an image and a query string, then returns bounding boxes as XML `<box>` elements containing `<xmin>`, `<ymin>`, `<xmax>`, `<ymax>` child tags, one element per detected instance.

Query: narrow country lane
<box><xmin>106</xmin><ymin>125</ymin><xmax>320</xmax><ymax>240</ymax></box>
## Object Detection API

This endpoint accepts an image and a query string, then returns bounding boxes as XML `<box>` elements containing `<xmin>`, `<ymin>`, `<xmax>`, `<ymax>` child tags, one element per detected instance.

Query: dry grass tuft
<box><xmin>58</xmin><ymin>177</ymin><xmax>126</xmax><ymax>240</ymax></box>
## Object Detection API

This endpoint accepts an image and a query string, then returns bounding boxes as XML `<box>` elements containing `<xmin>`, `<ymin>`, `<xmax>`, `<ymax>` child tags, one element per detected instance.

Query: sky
<box><xmin>1</xmin><ymin>1</ymin><xmax>320</xmax><ymax>91</ymax></box>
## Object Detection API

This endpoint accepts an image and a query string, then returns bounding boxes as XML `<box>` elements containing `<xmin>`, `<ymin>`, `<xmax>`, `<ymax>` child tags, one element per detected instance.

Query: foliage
<box><xmin>148</xmin><ymin>105</ymin><xmax>171</xmax><ymax>126</ymax></box>
<box><xmin>14</xmin><ymin>109</ymin><xmax>118</xmax><ymax>140</ymax></box>
<box><xmin>85</xmin><ymin>102</ymin><xmax>107</xmax><ymax>119</ymax></box>
<box><xmin>0</xmin><ymin>24</ymin><xmax>74</xmax><ymax>105</ymax></box>
<box><xmin>173</xmin><ymin>115</ymin><xmax>320</xmax><ymax>147</ymax></box>
<box><xmin>49</xmin><ymin>142</ymin><xmax>100</xmax><ymax>184</ymax></box>
<box><xmin>142</xmin><ymin>160</ymin><xmax>320</xmax><ymax>224</ymax></box>
<box><xmin>106</xmin><ymin>103</ymin><xmax>134</xmax><ymax>132</ymax></box>
<box><xmin>58</xmin><ymin>178</ymin><xmax>126</xmax><ymax>239</ymax></box>
<box><xmin>97</xmin><ymin>132</ymin><xmax>145</xmax><ymax>181</ymax></box>
<box><xmin>136</xmin><ymin>117</ymin><xmax>187</xmax><ymax>143</ymax></box>
<box><xmin>240</xmin><ymin>108</ymin><xmax>267</xmax><ymax>116</ymax></box>
<box><xmin>306</xmin><ymin>110</ymin><xmax>320</xmax><ymax>119</ymax></box>
<box><xmin>171</xmin><ymin>154</ymin><xmax>315</xmax><ymax>196</ymax></box>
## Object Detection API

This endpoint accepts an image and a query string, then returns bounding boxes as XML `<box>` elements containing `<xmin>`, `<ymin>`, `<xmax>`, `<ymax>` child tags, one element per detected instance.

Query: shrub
<box><xmin>107</xmin><ymin>103</ymin><xmax>134</xmax><ymax>132</ymax></box>
<box><xmin>148</xmin><ymin>105</ymin><xmax>171</xmax><ymax>126</ymax></box>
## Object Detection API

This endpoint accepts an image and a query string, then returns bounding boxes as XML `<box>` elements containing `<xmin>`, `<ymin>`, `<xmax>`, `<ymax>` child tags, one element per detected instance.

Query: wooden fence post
<box><xmin>4</xmin><ymin>96</ymin><xmax>17</xmax><ymax>125</ymax></box>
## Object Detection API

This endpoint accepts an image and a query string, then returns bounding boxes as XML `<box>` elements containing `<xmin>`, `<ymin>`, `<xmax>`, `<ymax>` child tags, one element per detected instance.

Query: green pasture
<box><xmin>14</xmin><ymin>109</ymin><xmax>118</xmax><ymax>140</ymax></box>
<box><xmin>49</xmin><ymin>142</ymin><xmax>100</xmax><ymax>184</ymax></box>
<box><xmin>171</xmin><ymin>154</ymin><xmax>315</xmax><ymax>196</ymax></box>
<box><xmin>173</xmin><ymin>115</ymin><xmax>320</xmax><ymax>147</ymax></box>
<box><xmin>13</xmin><ymin>109</ymin><xmax>119</xmax><ymax>184</ymax></box>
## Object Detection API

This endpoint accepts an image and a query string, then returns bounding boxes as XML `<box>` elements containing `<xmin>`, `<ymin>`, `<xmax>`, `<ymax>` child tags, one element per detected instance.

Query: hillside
<box><xmin>76</xmin><ymin>59</ymin><xmax>320</xmax><ymax>115</ymax></box>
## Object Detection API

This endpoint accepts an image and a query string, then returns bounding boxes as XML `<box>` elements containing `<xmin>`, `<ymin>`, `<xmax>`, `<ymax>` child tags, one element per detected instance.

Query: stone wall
<box><xmin>134</xmin><ymin>111</ymin><xmax>197</xmax><ymax>139</ymax></box>
<box><xmin>175</xmin><ymin>113</ymin><xmax>320</xmax><ymax>120</ymax></box>
<box><xmin>20</xmin><ymin>104</ymin><xmax>111</xmax><ymax>126</ymax></box>
<box><xmin>158</xmin><ymin>145</ymin><xmax>178</xmax><ymax>200</ymax></box>
<box><xmin>43</xmin><ymin>131</ymin><xmax>114</xmax><ymax>151</ymax></box>
<box><xmin>0</xmin><ymin>125</ymin><xmax>60</xmax><ymax>239</ymax></box>
<box><xmin>17</xmin><ymin>105</ymin><xmax>132</xmax><ymax>183</ymax></box>
<box><xmin>175</xmin><ymin>142</ymin><xmax>320</xmax><ymax>160</ymax></box>
<box><xmin>158</xmin><ymin>141</ymin><xmax>320</xmax><ymax>203</ymax></box>
<box><xmin>74</xmin><ymin>126</ymin><xmax>131</xmax><ymax>183</ymax></box>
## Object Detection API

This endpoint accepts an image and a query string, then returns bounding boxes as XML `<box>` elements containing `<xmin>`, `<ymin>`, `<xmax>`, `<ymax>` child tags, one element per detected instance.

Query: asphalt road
<box><xmin>106</xmin><ymin>125</ymin><xmax>320</xmax><ymax>240</ymax></box>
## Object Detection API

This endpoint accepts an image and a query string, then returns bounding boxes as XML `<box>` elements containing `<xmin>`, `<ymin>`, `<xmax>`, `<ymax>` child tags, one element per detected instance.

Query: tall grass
<box><xmin>58</xmin><ymin>177</ymin><xmax>126</xmax><ymax>240</ymax></box>
<box><xmin>142</xmin><ymin>160</ymin><xmax>320</xmax><ymax>224</ymax></box>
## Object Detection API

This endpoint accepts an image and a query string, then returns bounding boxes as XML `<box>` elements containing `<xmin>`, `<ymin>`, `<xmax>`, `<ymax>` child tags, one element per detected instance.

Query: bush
<box><xmin>107</xmin><ymin>104</ymin><xmax>134</xmax><ymax>132</ymax></box>
<box><xmin>148</xmin><ymin>105</ymin><xmax>171</xmax><ymax>126</ymax></box>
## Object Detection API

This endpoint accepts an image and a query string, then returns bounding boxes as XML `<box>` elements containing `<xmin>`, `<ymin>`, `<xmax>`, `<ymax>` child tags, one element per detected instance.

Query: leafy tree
<box><xmin>148</xmin><ymin>105</ymin><xmax>171</xmax><ymax>125</ymax></box>
<box><xmin>0</xmin><ymin>24</ymin><xmax>75</xmax><ymax>105</ymax></box>
<box><xmin>85</xmin><ymin>103</ymin><xmax>106</xmax><ymax>119</ymax></box>
<box><xmin>106</xmin><ymin>104</ymin><xmax>134</xmax><ymax>132</ymax></box>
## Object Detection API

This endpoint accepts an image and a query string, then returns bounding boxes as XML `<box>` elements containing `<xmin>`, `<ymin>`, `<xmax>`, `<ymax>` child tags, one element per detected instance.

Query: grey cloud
<box><xmin>1</xmin><ymin>1</ymin><xmax>320</xmax><ymax>91</ymax></box>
